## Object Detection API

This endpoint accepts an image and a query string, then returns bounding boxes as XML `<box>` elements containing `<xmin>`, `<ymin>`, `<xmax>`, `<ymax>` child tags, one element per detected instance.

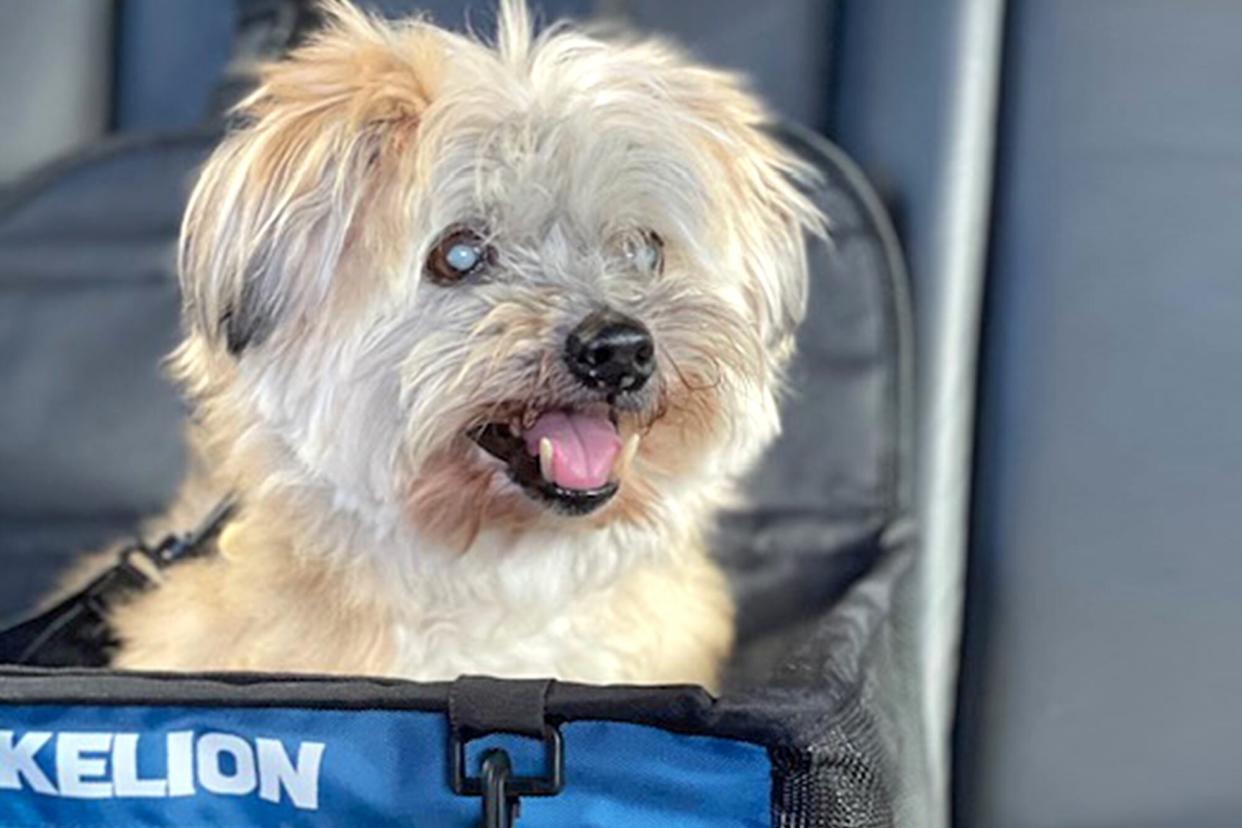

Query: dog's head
<box><xmin>175</xmin><ymin>0</ymin><xmax>822</xmax><ymax>544</ymax></box>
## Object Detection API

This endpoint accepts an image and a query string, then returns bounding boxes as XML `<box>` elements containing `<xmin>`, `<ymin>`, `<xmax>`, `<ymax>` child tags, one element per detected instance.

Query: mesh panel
<box><xmin>772</xmin><ymin>738</ymin><xmax>894</xmax><ymax>828</ymax></box>
<box><xmin>759</xmin><ymin>537</ymin><xmax>912</xmax><ymax>827</ymax></box>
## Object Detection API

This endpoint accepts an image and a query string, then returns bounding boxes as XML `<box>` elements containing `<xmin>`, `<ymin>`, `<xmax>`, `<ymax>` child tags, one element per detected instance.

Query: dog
<box><xmin>91</xmin><ymin>0</ymin><xmax>821</xmax><ymax>689</ymax></box>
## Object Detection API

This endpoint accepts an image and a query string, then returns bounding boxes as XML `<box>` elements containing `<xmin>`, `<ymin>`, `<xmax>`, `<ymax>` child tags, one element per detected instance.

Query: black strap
<box><xmin>450</xmin><ymin>676</ymin><xmax>552</xmax><ymax>740</ymax></box>
<box><xmin>0</xmin><ymin>497</ymin><xmax>237</xmax><ymax>667</ymax></box>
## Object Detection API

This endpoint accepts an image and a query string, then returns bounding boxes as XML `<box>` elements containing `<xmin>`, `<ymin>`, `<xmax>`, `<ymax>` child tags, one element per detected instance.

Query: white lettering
<box><xmin>256</xmin><ymin>738</ymin><xmax>324</xmax><ymax>810</ymax></box>
<box><xmin>56</xmin><ymin>732</ymin><xmax>112</xmax><ymax>799</ymax></box>
<box><xmin>166</xmin><ymin>731</ymin><xmax>196</xmax><ymax>797</ymax></box>
<box><xmin>0</xmin><ymin>729</ymin><xmax>323</xmax><ymax>810</ymax></box>
<box><xmin>111</xmin><ymin>733</ymin><xmax>166</xmax><ymax>797</ymax></box>
<box><xmin>197</xmin><ymin>733</ymin><xmax>256</xmax><ymax>796</ymax></box>
<box><xmin>0</xmin><ymin>731</ymin><xmax>55</xmax><ymax>795</ymax></box>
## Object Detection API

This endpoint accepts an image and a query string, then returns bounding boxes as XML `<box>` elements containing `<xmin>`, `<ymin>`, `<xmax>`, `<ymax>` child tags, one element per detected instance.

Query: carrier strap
<box><xmin>450</xmin><ymin>676</ymin><xmax>552</xmax><ymax>740</ymax></box>
<box><xmin>0</xmin><ymin>497</ymin><xmax>236</xmax><ymax>667</ymax></box>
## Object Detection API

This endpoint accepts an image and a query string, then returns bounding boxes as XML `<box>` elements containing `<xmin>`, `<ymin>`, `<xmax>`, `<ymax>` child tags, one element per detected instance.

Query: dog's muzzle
<box><xmin>467</xmin><ymin>310</ymin><xmax>654</xmax><ymax>516</ymax></box>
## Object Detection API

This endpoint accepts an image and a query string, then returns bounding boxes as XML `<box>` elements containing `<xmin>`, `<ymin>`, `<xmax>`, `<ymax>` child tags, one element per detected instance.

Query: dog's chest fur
<box><xmin>108</xmin><ymin>498</ymin><xmax>734</xmax><ymax>688</ymax></box>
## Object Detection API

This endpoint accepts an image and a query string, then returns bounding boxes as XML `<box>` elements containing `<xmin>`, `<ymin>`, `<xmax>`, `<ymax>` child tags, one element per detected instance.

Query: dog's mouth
<box><xmin>469</xmin><ymin>403</ymin><xmax>639</xmax><ymax>515</ymax></box>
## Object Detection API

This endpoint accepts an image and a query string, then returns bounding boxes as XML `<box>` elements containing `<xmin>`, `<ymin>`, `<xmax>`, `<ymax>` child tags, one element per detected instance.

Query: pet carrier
<box><xmin>0</xmin><ymin>119</ymin><xmax>925</xmax><ymax>825</ymax></box>
<box><xmin>0</xmin><ymin>11</ymin><xmax>931</xmax><ymax>828</ymax></box>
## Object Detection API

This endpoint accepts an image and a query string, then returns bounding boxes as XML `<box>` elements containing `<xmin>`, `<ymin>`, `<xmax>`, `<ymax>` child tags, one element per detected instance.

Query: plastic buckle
<box><xmin>80</xmin><ymin>543</ymin><xmax>158</xmax><ymax>619</ymax></box>
<box><xmin>450</xmin><ymin>726</ymin><xmax>562</xmax><ymax>827</ymax></box>
<box><xmin>450</xmin><ymin>725</ymin><xmax>564</xmax><ymax>798</ymax></box>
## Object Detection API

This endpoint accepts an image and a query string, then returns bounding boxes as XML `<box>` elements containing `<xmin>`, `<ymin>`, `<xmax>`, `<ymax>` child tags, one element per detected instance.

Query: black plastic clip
<box><xmin>449</xmin><ymin>724</ymin><xmax>564</xmax><ymax>799</ymax></box>
<box><xmin>450</xmin><ymin>726</ymin><xmax>563</xmax><ymax>828</ymax></box>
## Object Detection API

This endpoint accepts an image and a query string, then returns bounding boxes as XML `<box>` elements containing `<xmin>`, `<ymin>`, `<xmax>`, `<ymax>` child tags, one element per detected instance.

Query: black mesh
<box><xmin>771</xmin><ymin>738</ymin><xmax>894</xmax><ymax>828</ymax></box>
<box><xmin>712</xmin><ymin>127</ymin><xmax>921</xmax><ymax>826</ymax></box>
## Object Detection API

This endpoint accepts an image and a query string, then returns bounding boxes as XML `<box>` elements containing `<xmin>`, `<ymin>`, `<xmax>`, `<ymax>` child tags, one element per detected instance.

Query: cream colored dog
<box><xmin>98</xmin><ymin>0</ymin><xmax>820</xmax><ymax>688</ymax></box>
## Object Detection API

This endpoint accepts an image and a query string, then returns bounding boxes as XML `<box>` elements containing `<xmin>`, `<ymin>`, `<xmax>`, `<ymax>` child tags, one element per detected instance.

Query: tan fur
<box><xmin>68</xmin><ymin>0</ymin><xmax>823</xmax><ymax>690</ymax></box>
<box><xmin>112</xmin><ymin>498</ymin><xmax>731</xmax><ymax>685</ymax></box>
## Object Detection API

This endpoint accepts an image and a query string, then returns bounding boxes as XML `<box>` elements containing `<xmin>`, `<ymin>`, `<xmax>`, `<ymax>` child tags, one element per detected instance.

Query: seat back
<box><xmin>0</xmin><ymin>132</ymin><xmax>218</xmax><ymax>614</ymax></box>
<box><xmin>957</xmin><ymin>2</ymin><xmax>1242</xmax><ymax>825</ymax></box>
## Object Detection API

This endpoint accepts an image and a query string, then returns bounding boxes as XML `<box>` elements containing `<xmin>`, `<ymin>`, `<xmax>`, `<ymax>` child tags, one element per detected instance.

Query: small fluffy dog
<box><xmin>99</xmin><ymin>0</ymin><xmax>821</xmax><ymax>688</ymax></box>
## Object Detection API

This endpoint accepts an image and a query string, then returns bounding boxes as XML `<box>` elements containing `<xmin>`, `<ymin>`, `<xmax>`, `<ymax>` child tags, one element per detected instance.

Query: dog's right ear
<box><xmin>179</xmin><ymin>1</ymin><xmax>443</xmax><ymax>356</ymax></box>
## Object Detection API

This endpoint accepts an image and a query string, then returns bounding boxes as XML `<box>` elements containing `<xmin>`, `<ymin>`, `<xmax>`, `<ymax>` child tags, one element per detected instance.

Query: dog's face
<box><xmin>175</xmin><ymin>1</ymin><xmax>820</xmax><ymax>544</ymax></box>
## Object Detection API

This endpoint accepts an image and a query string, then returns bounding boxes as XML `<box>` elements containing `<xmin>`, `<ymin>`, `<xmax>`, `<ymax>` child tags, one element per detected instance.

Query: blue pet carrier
<box><xmin>0</xmin><ymin>10</ymin><xmax>928</xmax><ymax>828</ymax></box>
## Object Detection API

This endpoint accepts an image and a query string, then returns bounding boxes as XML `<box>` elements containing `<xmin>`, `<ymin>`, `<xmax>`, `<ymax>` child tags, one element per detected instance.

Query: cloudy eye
<box><xmin>623</xmin><ymin>230</ymin><xmax>664</xmax><ymax>275</ymax></box>
<box><xmin>446</xmin><ymin>242</ymin><xmax>479</xmax><ymax>271</ymax></box>
<box><xmin>426</xmin><ymin>227</ymin><xmax>493</xmax><ymax>285</ymax></box>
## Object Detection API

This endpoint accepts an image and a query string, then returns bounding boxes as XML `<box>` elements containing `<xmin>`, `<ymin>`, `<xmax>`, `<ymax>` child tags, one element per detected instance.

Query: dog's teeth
<box><xmin>539</xmin><ymin>438</ymin><xmax>555</xmax><ymax>482</ymax></box>
<box><xmin>508</xmin><ymin>418</ymin><xmax>521</xmax><ymax>437</ymax></box>
<box><xmin>613</xmin><ymin>434</ymin><xmax>640</xmax><ymax>478</ymax></box>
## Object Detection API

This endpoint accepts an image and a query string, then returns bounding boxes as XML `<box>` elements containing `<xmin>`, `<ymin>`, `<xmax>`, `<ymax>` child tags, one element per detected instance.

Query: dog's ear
<box><xmin>664</xmin><ymin>65</ymin><xmax>825</xmax><ymax>364</ymax></box>
<box><xmin>180</xmin><ymin>1</ymin><xmax>443</xmax><ymax>355</ymax></box>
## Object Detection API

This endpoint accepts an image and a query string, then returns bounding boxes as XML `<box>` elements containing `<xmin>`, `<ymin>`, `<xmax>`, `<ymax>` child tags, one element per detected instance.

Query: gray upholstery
<box><xmin>0</xmin><ymin>132</ymin><xmax>217</xmax><ymax>615</ymax></box>
<box><xmin>113</xmin><ymin>1</ymin><xmax>236</xmax><ymax>131</ymax></box>
<box><xmin>831</xmin><ymin>3</ymin><xmax>1005</xmax><ymax>826</ymax></box>
<box><xmin>0</xmin><ymin>2</ymin><xmax>113</xmax><ymax>184</ymax></box>
<box><xmin>609</xmin><ymin>0</ymin><xmax>832</xmax><ymax>131</ymax></box>
<box><xmin>957</xmin><ymin>2</ymin><xmax>1242</xmax><ymax>826</ymax></box>
<box><xmin>108</xmin><ymin>0</ymin><xmax>830</xmax><ymax>134</ymax></box>
<box><xmin>376</xmin><ymin>0</ymin><xmax>833</xmax><ymax>130</ymax></box>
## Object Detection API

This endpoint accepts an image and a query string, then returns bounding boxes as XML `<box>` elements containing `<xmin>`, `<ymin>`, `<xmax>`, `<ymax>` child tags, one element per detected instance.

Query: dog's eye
<box><xmin>622</xmin><ymin>230</ymin><xmax>664</xmax><ymax>275</ymax></box>
<box><xmin>426</xmin><ymin>228</ymin><xmax>492</xmax><ymax>285</ymax></box>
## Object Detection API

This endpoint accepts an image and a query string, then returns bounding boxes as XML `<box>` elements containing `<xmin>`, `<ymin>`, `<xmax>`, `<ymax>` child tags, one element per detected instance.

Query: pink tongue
<box><xmin>523</xmin><ymin>411</ymin><xmax>621</xmax><ymax>491</ymax></box>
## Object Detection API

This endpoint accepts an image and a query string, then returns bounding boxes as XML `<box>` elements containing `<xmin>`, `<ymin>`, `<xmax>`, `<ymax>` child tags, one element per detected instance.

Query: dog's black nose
<box><xmin>565</xmin><ymin>310</ymin><xmax>656</xmax><ymax>393</ymax></box>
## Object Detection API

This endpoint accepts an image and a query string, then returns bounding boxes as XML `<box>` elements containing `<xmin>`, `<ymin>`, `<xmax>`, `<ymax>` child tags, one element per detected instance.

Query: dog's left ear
<box><xmin>665</xmin><ymin>67</ymin><xmax>825</xmax><ymax>365</ymax></box>
<box><xmin>179</xmin><ymin>1</ymin><xmax>443</xmax><ymax>356</ymax></box>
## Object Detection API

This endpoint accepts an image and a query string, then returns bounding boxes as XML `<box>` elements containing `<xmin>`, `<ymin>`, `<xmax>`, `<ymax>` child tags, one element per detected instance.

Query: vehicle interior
<box><xmin>2</xmin><ymin>2</ymin><xmax>1240</xmax><ymax>826</ymax></box>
